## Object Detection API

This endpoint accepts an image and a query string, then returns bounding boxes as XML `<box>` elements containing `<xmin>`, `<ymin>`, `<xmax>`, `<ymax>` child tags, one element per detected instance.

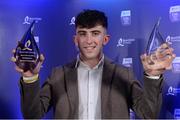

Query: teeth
<box><xmin>85</xmin><ymin>46</ymin><xmax>95</xmax><ymax>50</ymax></box>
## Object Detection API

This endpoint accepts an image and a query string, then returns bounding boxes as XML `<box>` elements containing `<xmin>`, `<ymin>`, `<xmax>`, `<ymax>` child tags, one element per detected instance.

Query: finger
<box><xmin>156</xmin><ymin>54</ymin><xmax>175</xmax><ymax>70</ymax></box>
<box><xmin>141</xmin><ymin>54</ymin><xmax>154</xmax><ymax>70</ymax></box>
<box><xmin>158</xmin><ymin>46</ymin><xmax>173</xmax><ymax>53</ymax></box>
<box><xmin>40</xmin><ymin>54</ymin><xmax>45</xmax><ymax>62</ymax></box>
<box><xmin>12</xmin><ymin>49</ymin><xmax>16</xmax><ymax>54</ymax></box>
<box><xmin>166</xmin><ymin>64</ymin><xmax>172</xmax><ymax>70</ymax></box>
<box><xmin>156</xmin><ymin>48</ymin><xmax>174</xmax><ymax>60</ymax></box>
<box><xmin>163</xmin><ymin>54</ymin><xmax>175</xmax><ymax>70</ymax></box>
<box><xmin>148</xmin><ymin>55</ymin><xmax>153</xmax><ymax>64</ymax></box>
<box><xmin>33</xmin><ymin>54</ymin><xmax>45</xmax><ymax>74</ymax></box>
<box><xmin>15</xmin><ymin>66</ymin><xmax>24</xmax><ymax>73</ymax></box>
<box><xmin>141</xmin><ymin>54</ymin><xmax>151</xmax><ymax>70</ymax></box>
<box><xmin>150</xmin><ymin>53</ymin><xmax>157</xmax><ymax>62</ymax></box>
<box><xmin>168</xmin><ymin>53</ymin><xmax>176</xmax><ymax>62</ymax></box>
<box><xmin>158</xmin><ymin>43</ymin><xmax>170</xmax><ymax>53</ymax></box>
<box><xmin>160</xmin><ymin>48</ymin><xmax>174</xmax><ymax>55</ymax></box>
<box><xmin>141</xmin><ymin>54</ymin><xmax>151</xmax><ymax>66</ymax></box>
<box><xmin>161</xmin><ymin>43</ymin><xmax>170</xmax><ymax>49</ymax></box>
<box><xmin>33</xmin><ymin>62</ymin><xmax>42</xmax><ymax>74</ymax></box>
<box><xmin>163</xmin><ymin>53</ymin><xmax>176</xmax><ymax>61</ymax></box>
<box><xmin>11</xmin><ymin>57</ymin><xmax>16</xmax><ymax>62</ymax></box>
<box><xmin>140</xmin><ymin>54</ymin><xmax>146</xmax><ymax>62</ymax></box>
<box><xmin>166</xmin><ymin>54</ymin><xmax>175</xmax><ymax>70</ymax></box>
<box><xmin>172</xmin><ymin>53</ymin><xmax>176</xmax><ymax>58</ymax></box>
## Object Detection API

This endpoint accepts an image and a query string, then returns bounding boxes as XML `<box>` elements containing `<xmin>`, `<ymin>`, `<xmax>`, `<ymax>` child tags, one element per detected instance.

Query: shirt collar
<box><xmin>75</xmin><ymin>54</ymin><xmax>104</xmax><ymax>70</ymax></box>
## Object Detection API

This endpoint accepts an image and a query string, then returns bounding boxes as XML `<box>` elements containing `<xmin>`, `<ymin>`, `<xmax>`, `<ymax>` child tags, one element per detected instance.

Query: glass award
<box><xmin>14</xmin><ymin>20</ymin><xmax>40</xmax><ymax>72</ymax></box>
<box><xmin>146</xmin><ymin>18</ymin><xmax>164</xmax><ymax>64</ymax></box>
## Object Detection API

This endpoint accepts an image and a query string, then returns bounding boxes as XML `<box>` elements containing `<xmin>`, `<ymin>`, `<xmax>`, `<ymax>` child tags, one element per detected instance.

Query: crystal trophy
<box><xmin>14</xmin><ymin>20</ymin><xmax>40</xmax><ymax>72</ymax></box>
<box><xmin>146</xmin><ymin>18</ymin><xmax>164</xmax><ymax>64</ymax></box>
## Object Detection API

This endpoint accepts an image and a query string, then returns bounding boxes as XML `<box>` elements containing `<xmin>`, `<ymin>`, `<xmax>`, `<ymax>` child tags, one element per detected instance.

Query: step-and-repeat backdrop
<box><xmin>0</xmin><ymin>0</ymin><xmax>180</xmax><ymax>119</ymax></box>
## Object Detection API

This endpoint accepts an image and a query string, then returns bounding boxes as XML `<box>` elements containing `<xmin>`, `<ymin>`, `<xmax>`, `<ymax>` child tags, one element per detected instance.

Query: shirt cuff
<box><xmin>144</xmin><ymin>72</ymin><xmax>161</xmax><ymax>79</ymax></box>
<box><xmin>23</xmin><ymin>74</ymin><xmax>39</xmax><ymax>83</ymax></box>
<box><xmin>146</xmin><ymin>75</ymin><xmax>160</xmax><ymax>79</ymax></box>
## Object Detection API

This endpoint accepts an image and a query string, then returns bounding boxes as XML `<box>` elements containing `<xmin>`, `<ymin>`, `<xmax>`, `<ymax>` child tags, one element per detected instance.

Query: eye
<box><xmin>92</xmin><ymin>31</ymin><xmax>100</xmax><ymax>36</ymax></box>
<box><xmin>78</xmin><ymin>32</ymin><xmax>86</xmax><ymax>37</ymax></box>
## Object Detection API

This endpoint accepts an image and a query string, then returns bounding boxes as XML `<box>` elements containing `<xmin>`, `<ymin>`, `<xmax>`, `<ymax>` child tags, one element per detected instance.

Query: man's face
<box><xmin>74</xmin><ymin>25</ymin><xmax>109</xmax><ymax>61</ymax></box>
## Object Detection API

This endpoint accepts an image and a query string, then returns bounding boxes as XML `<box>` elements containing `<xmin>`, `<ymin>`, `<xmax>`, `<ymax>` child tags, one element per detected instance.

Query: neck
<box><xmin>80</xmin><ymin>53</ymin><xmax>103</xmax><ymax>68</ymax></box>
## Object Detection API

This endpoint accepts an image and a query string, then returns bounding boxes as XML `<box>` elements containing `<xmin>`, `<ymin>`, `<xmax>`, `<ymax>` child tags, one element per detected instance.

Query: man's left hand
<box><xmin>141</xmin><ymin>43</ymin><xmax>176</xmax><ymax>76</ymax></box>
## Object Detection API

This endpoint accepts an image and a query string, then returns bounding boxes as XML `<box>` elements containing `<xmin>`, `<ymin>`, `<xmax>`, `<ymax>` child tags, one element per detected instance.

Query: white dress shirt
<box><xmin>76</xmin><ymin>55</ymin><xmax>104</xmax><ymax>119</ymax></box>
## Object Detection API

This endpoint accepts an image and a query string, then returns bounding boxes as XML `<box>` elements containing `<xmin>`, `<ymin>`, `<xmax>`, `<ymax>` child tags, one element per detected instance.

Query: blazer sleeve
<box><xmin>129</xmin><ymin>69</ymin><xmax>163</xmax><ymax>118</ymax></box>
<box><xmin>19</xmin><ymin>67</ymin><xmax>62</xmax><ymax>119</ymax></box>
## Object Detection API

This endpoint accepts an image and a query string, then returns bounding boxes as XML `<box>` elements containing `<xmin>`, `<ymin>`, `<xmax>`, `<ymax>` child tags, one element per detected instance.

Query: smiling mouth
<box><xmin>84</xmin><ymin>46</ymin><xmax>96</xmax><ymax>50</ymax></box>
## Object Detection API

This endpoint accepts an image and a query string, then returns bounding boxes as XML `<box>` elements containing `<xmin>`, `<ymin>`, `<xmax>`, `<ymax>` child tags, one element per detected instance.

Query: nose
<box><xmin>86</xmin><ymin>34</ymin><xmax>92</xmax><ymax>44</ymax></box>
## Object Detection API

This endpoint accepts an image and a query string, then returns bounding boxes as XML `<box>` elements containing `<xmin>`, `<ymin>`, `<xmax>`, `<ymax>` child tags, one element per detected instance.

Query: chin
<box><xmin>81</xmin><ymin>50</ymin><xmax>101</xmax><ymax>60</ymax></box>
<box><xmin>85</xmin><ymin>56</ymin><xmax>96</xmax><ymax>60</ymax></box>
<box><xmin>82</xmin><ymin>53</ymin><xmax>96</xmax><ymax>59</ymax></box>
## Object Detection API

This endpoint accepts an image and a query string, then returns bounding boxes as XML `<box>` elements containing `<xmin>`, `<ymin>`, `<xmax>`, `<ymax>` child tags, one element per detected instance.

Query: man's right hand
<box><xmin>11</xmin><ymin>49</ymin><xmax>45</xmax><ymax>78</ymax></box>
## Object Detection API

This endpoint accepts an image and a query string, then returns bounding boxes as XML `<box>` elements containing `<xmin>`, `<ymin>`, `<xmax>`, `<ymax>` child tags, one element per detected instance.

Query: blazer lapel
<box><xmin>64</xmin><ymin>61</ymin><xmax>79</xmax><ymax>118</ymax></box>
<box><xmin>101</xmin><ymin>57</ymin><xmax>116</xmax><ymax>118</ymax></box>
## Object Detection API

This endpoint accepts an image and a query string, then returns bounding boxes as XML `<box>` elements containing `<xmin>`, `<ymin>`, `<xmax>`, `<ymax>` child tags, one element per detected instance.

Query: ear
<box><xmin>73</xmin><ymin>35</ymin><xmax>78</xmax><ymax>47</ymax></box>
<box><xmin>103</xmin><ymin>35</ymin><xmax>110</xmax><ymax>45</ymax></box>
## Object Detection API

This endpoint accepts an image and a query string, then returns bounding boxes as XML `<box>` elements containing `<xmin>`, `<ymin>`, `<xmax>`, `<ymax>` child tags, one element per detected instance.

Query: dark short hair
<box><xmin>75</xmin><ymin>9</ymin><xmax>108</xmax><ymax>29</ymax></box>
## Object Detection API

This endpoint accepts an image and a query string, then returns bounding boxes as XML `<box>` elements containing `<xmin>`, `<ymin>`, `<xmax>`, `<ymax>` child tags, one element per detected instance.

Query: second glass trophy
<box><xmin>146</xmin><ymin>18</ymin><xmax>164</xmax><ymax>64</ymax></box>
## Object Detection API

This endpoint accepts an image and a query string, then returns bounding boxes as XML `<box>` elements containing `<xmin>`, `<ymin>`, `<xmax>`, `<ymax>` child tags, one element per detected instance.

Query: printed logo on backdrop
<box><xmin>172</xmin><ymin>57</ymin><xmax>180</xmax><ymax>73</ymax></box>
<box><xmin>166</xmin><ymin>35</ymin><xmax>180</xmax><ymax>44</ymax></box>
<box><xmin>69</xmin><ymin>16</ymin><xmax>75</xmax><ymax>25</ymax></box>
<box><xmin>169</xmin><ymin>5</ymin><xmax>180</xmax><ymax>22</ymax></box>
<box><xmin>122</xmin><ymin>58</ymin><xmax>133</xmax><ymax>67</ymax></box>
<box><xmin>23</xmin><ymin>16</ymin><xmax>42</xmax><ymax>24</ymax></box>
<box><xmin>121</xmin><ymin>10</ymin><xmax>131</xmax><ymax>26</ymax></box>
<box><xmin>117</xmin><ymin>38</ymin><xmax>135</xmax><ymax>47</ymax></box>
<box><xmin>166</xmin><ymin>86</ymin><xmax>180</xmax><ymax>96</ymax></box>
<box><xmin>166</xmin><ymin>35</ymin><xmax>172</xmax><ymax>44</ymax></box>
<box><xmin>174</xmin><ymin>109</ymin><xmax>180</xmax><ymax>119</ymax></box>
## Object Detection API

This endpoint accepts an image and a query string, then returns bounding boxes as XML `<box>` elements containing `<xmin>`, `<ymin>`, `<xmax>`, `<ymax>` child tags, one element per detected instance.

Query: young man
<box><xmin>12</xmin><ymin>9</ymin><xmax>175</xmax><ymax>119</ymax></box>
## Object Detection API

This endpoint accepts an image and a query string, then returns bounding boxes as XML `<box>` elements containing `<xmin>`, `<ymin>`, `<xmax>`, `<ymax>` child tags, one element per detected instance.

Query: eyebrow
<box><xmin>77</xmin><ymin>30</ymin><xmax>86</xmax><ymax>34</ymax></box>
<box><xmin>91</xmin><ymin>30</ymin><xmax>101</xmax><ymax>33</ymax></box>
<box><xmin>77</xmin><ymin>29</ymin><xmax>102</xmax><ymax>34</ymax></box>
